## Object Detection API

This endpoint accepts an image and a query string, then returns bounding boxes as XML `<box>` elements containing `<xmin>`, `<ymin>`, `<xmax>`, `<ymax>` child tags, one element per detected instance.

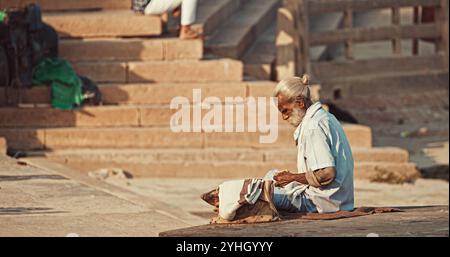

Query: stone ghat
<box><xmin>160</xmin><ymin>206</ymin><xmax>449</xmax><ymax>237</ymax></box>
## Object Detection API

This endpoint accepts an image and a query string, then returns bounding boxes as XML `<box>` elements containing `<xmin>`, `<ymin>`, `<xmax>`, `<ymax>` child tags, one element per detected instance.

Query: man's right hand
<box><xmin>274</xmin><ymin>170</ymin><xmax>296</xmax><ymax>187</ymax></box>
<box><xmin>274</xmin><ymin>170</ymin><xmax>308</xmax><ymax>187</ymax></box>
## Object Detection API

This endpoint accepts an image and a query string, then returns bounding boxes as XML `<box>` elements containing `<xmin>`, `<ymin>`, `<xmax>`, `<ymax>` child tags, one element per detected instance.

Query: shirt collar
<box><xmin>293</xmin><ymin>102</ymin><xmax>323</xmax><ymax>143</ymax></box>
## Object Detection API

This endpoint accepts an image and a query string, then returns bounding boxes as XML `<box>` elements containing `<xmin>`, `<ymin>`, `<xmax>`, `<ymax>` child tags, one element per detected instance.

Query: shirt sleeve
<box><xmin>304</xmin><ymin>127</ymin><xmax>335</xmax><ymax>172</ymax></box>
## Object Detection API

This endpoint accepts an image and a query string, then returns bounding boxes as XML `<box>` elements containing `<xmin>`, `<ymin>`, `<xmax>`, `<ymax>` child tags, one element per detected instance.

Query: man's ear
<box><xmin>297</xmin><ymin>98</ymin><xmax>305</xmax><ymax>109</ymax></box>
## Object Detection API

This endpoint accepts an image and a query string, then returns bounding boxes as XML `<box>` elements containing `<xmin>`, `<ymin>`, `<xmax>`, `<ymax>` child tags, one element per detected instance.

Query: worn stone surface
<box><xmin>160</xmin><ymin>206</ymin><xmax>449</xmax><ymax>237</ymax></box>
<box><xmin>0</xmin><ymin>129</ymin><xmax>45</xmax><ymax>150</ymax></box>
<box><xmin>43</xmin><ymin>128</ymin><xmax>204</xmax><ymax>149</ymax></box>
<box><xmin>127</xmin><ymin>59</ymin><xmax>243</xmax><ymax>83</ymax></box>
<box><xmin>0</xmin><ymin>0</ymin><xmax>130</xmax><ymax>11</ymax></box>
<box><xmin>0</xmin><ymin>122</ymin><xmax>371</xmax><ymax>150</ymax></box>
<box><xmin>263</xmin><ymin>146</ymin><xmax>409</xmax><ymax>163</ymax></box>
<box><xmin>244</xmin><ymin>34</ymin><xmax>276</xmax><ymax>80</ymax></box>
<box><xmin>206</xmin><ymin>0</ymin><xmax>279</xmax><ymax>59</ymax></box>
<box><xmin>191</xmin><ymin>0</ymin><xmax>241</xmax><ymax>36</ymax></box>
<box><xmin>0</xmin><ymin>107</ymin><xmax>140</xmax><ymax>128</ymax></box>
<box><xmin>29</xmin><ymin>149</ymin><xmax>419</xmax><ymax>182</ymax></box>
<box><xmin>354</xmin><ymin>162</ymin><xmax>420</xmax><ymax>184</ymax></box>
<box><xmin>60</xmin><ymin>38</ymin><xmax>203</xmax><ymax>62</ymax></box>
<box><xmin>106</xmin><ymin>177</ymin><xmax>448</xmax><ymax>222</ymax></box>
<box><xmin>43</xmin><ymin>10</ymin><xmax>162</xmax><ymax>38</ymax></box>
<box><xmin>0</xmin><ymin>155</ymin><xmax>203</xmax><ymax>236</ymax></box>
<box><xmin>72</xmin><ymin>61</ymin><xmax>127</xmax><ymax>83</ymax></box>
<box><xmin>60</xmin><ymin>39</ymin><xmax>165</xmax><ymax>62</ymax></box>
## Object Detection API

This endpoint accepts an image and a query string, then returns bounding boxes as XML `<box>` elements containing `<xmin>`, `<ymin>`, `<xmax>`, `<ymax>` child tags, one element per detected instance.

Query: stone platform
<box><xmin>160</xmin><ymin>206</ymin><xmax>449</xmax><ymax>237</ymax></box>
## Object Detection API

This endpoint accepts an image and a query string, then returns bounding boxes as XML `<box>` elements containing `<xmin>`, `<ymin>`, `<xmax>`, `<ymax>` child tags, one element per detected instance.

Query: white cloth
<box><xmin>218</xmin><ymin>179</ymin><xmax>263</xmax><ymax>220</ymax></box>
<box><xmin>293</xmin><ymin>102</ymin><xmax>354</xmax><ymax>213</ymax></box>
<box><xmin>144</xmin><ymin>0</ymin><xmax>198</xmax><ymax>25</ymax></box>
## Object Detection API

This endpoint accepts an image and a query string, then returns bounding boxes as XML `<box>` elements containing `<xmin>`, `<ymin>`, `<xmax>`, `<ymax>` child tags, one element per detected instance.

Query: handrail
<box><xmin>276</xmin><ymin>0</ymin><xmax>448</xmax><ymax>79</ymax></box>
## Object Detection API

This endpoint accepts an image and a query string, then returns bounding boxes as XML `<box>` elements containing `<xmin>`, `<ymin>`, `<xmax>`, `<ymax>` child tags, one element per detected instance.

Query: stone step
<box><xmin>42</xmin><ymin>10</ymin><xmax>162</xmax><ymax>38</ymax></box>
<box><xmin>0</xmin><ymin>81</ymin><xmax>274</xmax><ymax>106</ymax></box>
<box><xmin>0</xmin><ymin>127</ymin><xmax>288</xmax><ymax>150</ymax></box>
<box><xmin>354</xmin><ymin>162</ymin><xmax>420</xmax><ymax>183</ymax></box>
<box><xmin>24</xmin><ymin>146</ymin><xmax>409</xmax><ymax>164</ymax></box>
<box><xmin>69</xmin><ymin>59</ymin><xmax>243</xmax><ymax>83</ymax></box>
<box><xmin>320</xmin><ymin>69</ymin><xmax>449</xmax><ymax>100</ymax></box>
<box><xmin>0</xmin><ymin>0</ymin><xmax>131</xmax><ymax>11</ymax></box>
<box><xmin>243</xmin><ymin>23</ymin><xmax>276</xmax><ymax>80</ymax></box>
<box><xmin>263</xmin><ymin>147</ymin><xmax>409</xmax><ymax>163</ymax></box>
<box><xmin>0</xmin><ymin>124</ymin><xmax>371</xmax><ymax>151</ymax></box>
<box><xmin>327</xmin><ymin>89</ymin><xmax>449</xmax><ymax>126</ymax></box>
<box><xmin>206</xmin><ymin>0</ymin><xmax>280</xmax><ymax>59</ymax></box>
<box><xmin>192</xmin><ymin>0</ymin><xmax>242</xmax><ymax>36</ymax></box>
<box><xmin>23</xmin><ymin>151</ymin><xmax>418</xmax><ymax>182</ymax></box>
<box><xmin>0</xmin><ymin>103</ymin><xmax>370</xmax><ymax>135</ymax></box>
<box><xmin>60</xmin><ymin>38</ymin><xmax>203</xmax><ymax>62</ymax></box>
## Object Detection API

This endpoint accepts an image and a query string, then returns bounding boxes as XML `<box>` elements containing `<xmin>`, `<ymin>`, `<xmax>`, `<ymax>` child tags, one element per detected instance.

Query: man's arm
<box><xmin>305</xmin><ymin>167</ymin><xmax>336</xmax><ymax>187</ymax></box>
<box><xmin>274</xmin><ymin>167</ymin><xmax>336</xmax><ymax>187</ymax></box>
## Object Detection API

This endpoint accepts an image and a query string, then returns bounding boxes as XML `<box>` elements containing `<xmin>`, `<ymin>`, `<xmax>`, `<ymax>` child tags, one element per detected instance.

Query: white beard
<box><xmin>288</xmin><ymin>107</ymin><xmax>302</xmax><ymax>127</ymax></box>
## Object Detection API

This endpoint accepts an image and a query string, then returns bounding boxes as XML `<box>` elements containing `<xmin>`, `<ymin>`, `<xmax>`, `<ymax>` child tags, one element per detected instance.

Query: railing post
<box><xmin>295</xmin><ymin>0</ymin><xmax>311</xmax><ymax>76</ymax></box>
<box><xmin>276</xmin><ymin>1</ymin><xmax>298</xmax><ymax>80</ymax></box>
<box><xmin>435</xmin><ymin>0</ymin><xmax>449</xmax><ymax>68</ymax></box>
<box><xmin>391</xmin><ymin>7</ymin><xmax>402</xmax><ymax>55</ymax></box>
<box><xmin>343</xmin><ymin>8</ymin><xmax>353</xmax><ymax>60</ymax></box>
<box><xmin>412</xmin><ymin>6</ymin><xmax>420</xmax><ymax>55</ymax></box>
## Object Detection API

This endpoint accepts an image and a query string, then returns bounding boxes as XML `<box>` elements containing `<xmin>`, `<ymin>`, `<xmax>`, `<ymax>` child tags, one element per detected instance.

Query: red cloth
<box><xmin>280</xmin><ymin>207</ymin><xmax>403</xmax><ymax>221</ymax></box>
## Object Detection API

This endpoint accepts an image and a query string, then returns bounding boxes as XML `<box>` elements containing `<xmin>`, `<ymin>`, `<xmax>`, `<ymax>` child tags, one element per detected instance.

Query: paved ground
<box><xmin>1</xmin><ymin>146</ymin><xmax>448</xmax><ymax>237</ymax></box>
<box><xmin>0</xmin><ymin>155</ymin><xmax>203</xmax><ymax>236</ymax></box>
<box><xmin>1</xmin><ymin>154</ymin><xmax>448</xmax><ymax>236</ymax></box>
<box><xmin>105</xmin><ymin>176</ymin><xmax>449</xmax><ymax>223</ymax></box>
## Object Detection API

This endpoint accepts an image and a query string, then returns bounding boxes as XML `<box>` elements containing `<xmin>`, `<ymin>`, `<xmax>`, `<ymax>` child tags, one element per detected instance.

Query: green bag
<box><xmin>32</xmin><ymin>58</ymin><xmax>83</xmax><ymax>110</ymax></box>
<box><xmin>0</xmin><ymin>11</ymin><xmax>6</xmax><ymax>23</ymax></box>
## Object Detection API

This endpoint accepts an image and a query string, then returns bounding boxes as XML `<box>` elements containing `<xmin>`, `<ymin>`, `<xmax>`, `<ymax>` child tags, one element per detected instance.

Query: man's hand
<box><xmin>273</xmin><ymin>170</ymin><xmax>296</xmax><ymax>187</ymax></box>
<box><xmin>273</xmin><ymin>170</ymin><xmax>308</xmax><ymax>187</ymax></box>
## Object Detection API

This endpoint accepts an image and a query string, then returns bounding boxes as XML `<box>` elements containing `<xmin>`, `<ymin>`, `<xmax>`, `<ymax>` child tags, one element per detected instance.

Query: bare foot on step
<box><xmin>179</xmin><ymin>25</ymin><xmax>202</xmax><ymax>40</ymax></box>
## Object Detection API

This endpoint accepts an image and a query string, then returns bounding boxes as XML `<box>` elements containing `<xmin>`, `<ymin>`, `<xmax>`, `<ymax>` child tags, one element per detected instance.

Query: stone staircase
<box><xmin>0</xmin><ymin>0</ymin><xmax>419</xmax><ymax>182</ymax></box>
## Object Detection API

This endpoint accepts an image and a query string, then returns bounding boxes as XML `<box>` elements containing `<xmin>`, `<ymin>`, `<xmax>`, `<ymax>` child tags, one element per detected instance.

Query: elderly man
<box><xmin>265</xmin><ymin>75</ymin><xmax>354</xmax><ymax>213</ymax></box>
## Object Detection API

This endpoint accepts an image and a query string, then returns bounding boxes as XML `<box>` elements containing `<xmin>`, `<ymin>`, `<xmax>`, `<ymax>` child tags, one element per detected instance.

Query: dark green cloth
<box><xmin>32</xmin><ymin>58</ymin><xmax>83</xmax><ymax>110</ymax></box>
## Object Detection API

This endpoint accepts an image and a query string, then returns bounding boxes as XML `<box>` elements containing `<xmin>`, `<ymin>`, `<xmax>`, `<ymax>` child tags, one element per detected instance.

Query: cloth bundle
<box><xmin>212</xmin><ymin>178</ymin><xmax>279</xmax><ymax>224</ymax></box>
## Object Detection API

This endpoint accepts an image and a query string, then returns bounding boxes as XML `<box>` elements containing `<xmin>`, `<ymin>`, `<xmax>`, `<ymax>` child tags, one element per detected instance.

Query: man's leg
<box><xmin>264</xmin><ymin>170</ymin><xmax>297</xmax><ymax>212</ymax></box>
<box><xmin>179</xmin><ymin>0</ymin><xmax>199</xmax><ymax>39</ymax></box>
<box><xmin>180</xmin><ymin>0</ymin><xmax>197</xmax><ymax>26</ymax></box>
<box><xmin>144</xmin><ymin>0</ymin><xmax>183</xmax><ymax>15</ymax></box>
<box><xmin>263</xmin><ymin>169</ymin><xmax>317</xmax><ymax>213</ymax></box>
<box><xmin>145</xmin><ymin>0</ymin><xmax>199</xmax><ymax>39</ymax></box>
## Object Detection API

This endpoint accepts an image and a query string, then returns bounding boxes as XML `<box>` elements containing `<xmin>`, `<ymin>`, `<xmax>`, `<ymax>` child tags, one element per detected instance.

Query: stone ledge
<box><xmin>160</xmin><ymin>206</ymin><xmax>449</xmax><ymax>237</ymax></box>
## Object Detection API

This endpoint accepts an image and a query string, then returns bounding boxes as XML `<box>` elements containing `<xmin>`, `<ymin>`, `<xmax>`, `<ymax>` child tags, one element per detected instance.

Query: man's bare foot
<box><xmin>201</xmin><ymin>188</ymin><xmax>219</xmax><ymax>208</ymax></box>
<box><xmin>179</xmin><ymin>25</ymin><xmax>202</xmax><ymax>40</ymax></box>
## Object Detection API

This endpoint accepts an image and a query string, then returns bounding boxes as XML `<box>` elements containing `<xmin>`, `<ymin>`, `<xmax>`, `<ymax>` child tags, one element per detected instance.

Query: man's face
<box><xmin>277</xmin><ymin>94</ymin><xmax>306</xmax><ymax>127</ymax></box>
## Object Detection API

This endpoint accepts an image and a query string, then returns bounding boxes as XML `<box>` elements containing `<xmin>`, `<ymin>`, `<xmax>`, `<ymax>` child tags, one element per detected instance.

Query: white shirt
<box><xmin>293</xmin><ymin>102</ymin><xmax>354</xmax><ymax>213</ymax></box>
